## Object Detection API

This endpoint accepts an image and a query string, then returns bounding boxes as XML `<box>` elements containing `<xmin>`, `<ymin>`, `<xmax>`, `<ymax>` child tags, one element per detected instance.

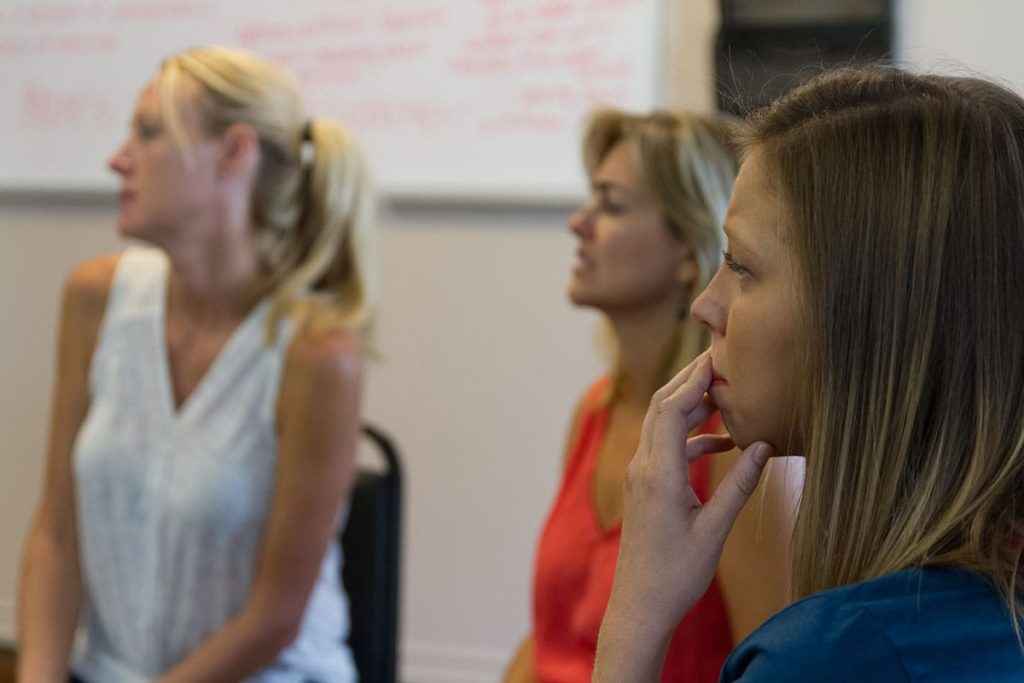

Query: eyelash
<box><xmin>722</xmin><ymin>250</ymin><xmax>751</xmax><ymax>278</ymax></box>
<box><xmin>135</xmin><ymin>122</ymin><xmax>160</xmax><ymax>140</ymax></box>
<box><xmin>597</xmin><ymin>198</ymin><xmax>625</xmax><ymax>215</ymax></box>
<box><xmin>583</xmin><ymin>194</ymin><xmax>626</xmax><ymax>217</ymax></box>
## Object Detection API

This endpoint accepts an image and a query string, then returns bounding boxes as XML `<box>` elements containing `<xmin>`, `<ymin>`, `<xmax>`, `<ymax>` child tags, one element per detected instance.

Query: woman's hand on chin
<box><xmin>593</xmin><ymin>352</ymin><xmax>774</xmax><ymax>683</ymax></box>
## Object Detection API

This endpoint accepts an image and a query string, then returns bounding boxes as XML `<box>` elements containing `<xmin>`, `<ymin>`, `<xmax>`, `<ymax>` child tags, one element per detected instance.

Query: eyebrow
<box><xmin>590</xmin><ymin>179</ymin><xmax>632</xmax><ymax>196</ymax></box>
<box><xmin>132</xmin><ymin>111</ymin><xmax>160</xmax><ymax>125</ymax></box>
<box><xmin>723</xmin><ymin>222</ymin><xmax>757</xmax><ymax>257</ymax></box>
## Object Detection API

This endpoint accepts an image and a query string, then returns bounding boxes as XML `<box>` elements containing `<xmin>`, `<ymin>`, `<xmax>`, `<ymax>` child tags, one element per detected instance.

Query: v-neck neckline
<box><xmin>153</xmin><ymin>270</ymin><xmax>269</xmax><ymax>426</ymax></box>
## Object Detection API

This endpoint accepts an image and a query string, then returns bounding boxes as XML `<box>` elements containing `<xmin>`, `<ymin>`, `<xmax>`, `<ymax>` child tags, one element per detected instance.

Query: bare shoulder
<box><xmin>62</xmin><ymin>254</ymin><xmax>121</xmax><ymax>322</ymax></box>
<box><xmin>279</xmin><ymin>323</ymin><xmax>365</xmax><ymax>418</ymax></box>
<box><xmin>276</xmin><ymin>324</ymin><xmax>365</xmax><ymax>449</ymax></box>
<box><xmin>49</xmin><ymin>255</ymin><xmax>122</xmax><ymax>412</ymax></box>
<box><xmin>286</xmin><ymin>323</ymin><xmax>364</xmax><ymax>381</ymax></box>
<box><xmin>59</xmin><ymin>254</ymin><xmax>121</xmax><ymax>357</ymax></box>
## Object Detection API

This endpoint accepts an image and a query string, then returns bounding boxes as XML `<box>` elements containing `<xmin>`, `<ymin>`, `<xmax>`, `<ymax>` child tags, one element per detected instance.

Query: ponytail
<box><xmin>263</xmin><ymin>118</ymin><xmax>376</xmax><ymax>343</ymax></box>
<box><xmin>159</xmin><ymin>46</ymin><xmax>377</xmax><ymax>345</ymax></box>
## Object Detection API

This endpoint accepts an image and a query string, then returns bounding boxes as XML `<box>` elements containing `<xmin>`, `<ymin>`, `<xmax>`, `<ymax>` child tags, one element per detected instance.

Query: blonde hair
<box><xmin>581</xmin><ymin>109</ymin><xmax>741</xmax><ymax>385</ymax></box>
<box><xmin>746</xmin><ymin>67</ymin><xmax>1024</xmax><ymax>631</ymax></box>
<box><xmin>158</xmin><ymin>46</ymin><xmax>376</xmax><ymax>343</ymax></box>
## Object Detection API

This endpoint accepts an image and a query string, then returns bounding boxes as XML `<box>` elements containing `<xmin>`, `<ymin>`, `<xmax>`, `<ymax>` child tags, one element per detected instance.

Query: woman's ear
<box><xmin>218</xmin><ymin>123</ymin><xmax>260</xmax><ymax>180</ymax></box>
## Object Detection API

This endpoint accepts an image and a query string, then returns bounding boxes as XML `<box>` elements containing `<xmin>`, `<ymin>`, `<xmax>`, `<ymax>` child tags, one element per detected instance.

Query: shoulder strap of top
<box><xmin>88</xmin><ymin>247</ymin><xmax>168</xmax><ymax>393</ymax></box>
<box><xmin>582</xmin><ymin>375</ymin><xmax>612</xmax><ymax>410</ymax></box>
<box><xmin>103</xmin><ymin>247</ymin><xmax>168</xmax><ymax>323</ymax></box>
<box><xmin>256</xmin><ymin>302</ymin><xmax>303</xmax><ymax>422</ymax></box>
<box><xmin>560</xmin><ymin>376</ymin><xmax>613</xmax><ymax>478</ymax></box>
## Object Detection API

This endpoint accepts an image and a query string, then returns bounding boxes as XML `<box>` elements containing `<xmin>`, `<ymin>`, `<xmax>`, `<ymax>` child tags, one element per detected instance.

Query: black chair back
<box><xmin>340</xmin><ymin>424</ymin><xmax>403</xmax><ymax>683</ymax></box>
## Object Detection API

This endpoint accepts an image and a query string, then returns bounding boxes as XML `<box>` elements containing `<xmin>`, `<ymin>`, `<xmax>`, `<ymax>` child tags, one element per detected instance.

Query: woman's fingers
<box><xmin>663</xmin><ymin>355</ymin><xmax>712</xmax><ymax>411</ymax></box>
<box><xmin>683</xmin><ymin>395</ymin><xmax>716</xmax><ymax>434</ymax></box>
<box><xmin>638</xmin><ymin>353</ymin><xmax>714</xmax><ymax>457</ymax></box>
<box><xmin>683</xmin><ymin>433</ymin><xmax>735</xmax><ymax>462</ymax></box>
<box><xmin>699</xmin><ymin>441</ymin><xmax>774</xmax><ymax>540</ymax></box>
<box><xmin>652</xmin><ymin>350</ymin><xmax>710</xmax><ymax>404</ymax></box>
<box><xmin>637</xmin><ymin>353</ymin><xmax>705</xmax><ymax>454</ymax></box>
<box><xmin>649</xmin><ymin>357</ymin><xmax>713</xmax><ymax>478</ymax></box>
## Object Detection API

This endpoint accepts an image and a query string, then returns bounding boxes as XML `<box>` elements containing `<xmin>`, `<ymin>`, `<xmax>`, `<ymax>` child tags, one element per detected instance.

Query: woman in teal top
<box><xmin>722</xmin><ymin>567</ymin><xmax>1019</xmax><ymax>681</ymax></box>
<box><xmin>592</xmin><ymin>66</ymin><xmax>1024</xmax><ymax>681</ymax></box>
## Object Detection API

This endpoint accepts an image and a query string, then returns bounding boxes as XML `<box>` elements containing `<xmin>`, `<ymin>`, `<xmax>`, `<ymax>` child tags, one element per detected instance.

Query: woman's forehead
<box><xmin>726</xmin><ymin>152</ymin><xmax>790</xmax><ymax>252</ymax></box>
<box><xmin>134</xmin><ymin>81</ymin><xmax>161</xmax><ymax>112</ymax></box>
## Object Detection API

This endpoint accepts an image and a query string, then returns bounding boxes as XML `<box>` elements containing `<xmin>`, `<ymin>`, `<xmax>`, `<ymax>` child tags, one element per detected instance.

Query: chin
<box><xmin>117</xmin><ymin>215</ymin><xmax>163</xmax><ymax>243</ymax></box>
<box><xmin>116</xmin><ymin>210</ymin><xmax>144</xmax><ymax>235</ymax></box>
<box><xmin>719</xmin><ymin>411</ymin><xmax>786</xmax><ymax>454</ymax></box>
<box><xmin>566</xmin><ymin>286</ymin><xmax>595</xmax><ymax>308</ymax></box>
<box><xmin>717</xmin><ymin>410</ymin><xmax>747</xmax><ymax>448</ymax></box>
<box><xmin>116</xmin><ymin>221</ymin><xmax>138</xmax><ymax>239</ymax></box>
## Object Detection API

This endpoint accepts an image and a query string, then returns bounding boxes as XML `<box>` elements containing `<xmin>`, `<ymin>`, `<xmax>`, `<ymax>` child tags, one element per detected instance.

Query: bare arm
<box><xmin>158</xmin><ymin>326</ymin><xmax>362</xmax><ymax>682</ymax></box>
<box><xmin>17</xmin><ymin>257</ymin><xmax>118</xmax><ymax>683</ymax></box>
<box><xmin>594</xmin><ymin>354</ymin><xmax>771</xmax><ymax>683</ymax></box>
<box><xmin>712</xmin><ymin>450</ymin><xmax>803</xmax><ymax>643</ymax></box>
<box><xmin>502</xmin><ymin>636</ymin><xmax>539</xmax><ymax>683</ymax></box>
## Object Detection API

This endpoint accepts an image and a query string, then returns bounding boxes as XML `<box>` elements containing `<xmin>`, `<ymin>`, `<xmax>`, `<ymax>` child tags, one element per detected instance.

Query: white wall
<box><xmin>363</xmin><ymin>203</ymin><xmax>603</xmax><ymax>681</ymax></box>
<box><xmin>0</xmin><ymin>203</ymin><xmax>125</xmax><ymax>643</ymax></box>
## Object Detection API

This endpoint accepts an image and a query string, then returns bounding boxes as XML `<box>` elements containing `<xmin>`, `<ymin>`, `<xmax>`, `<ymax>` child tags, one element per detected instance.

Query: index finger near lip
<box><xmin>640</xmin><ymin>352</ymin><xmax>712</xmax><ymax>454</ymax></box>
<box><xmin>650</xmin><ymin>351</ymin><xmax>710</xmax><ymax>406</ymax></box>
<box><xmin>662</xmin><ymin>357</ymin><xmax>713</xmax><ymax>417</ymax></box>
<box><xmin>650</xmin><ymin>358</ymin><xmax>713</xmax><ymax>474</ymax></box>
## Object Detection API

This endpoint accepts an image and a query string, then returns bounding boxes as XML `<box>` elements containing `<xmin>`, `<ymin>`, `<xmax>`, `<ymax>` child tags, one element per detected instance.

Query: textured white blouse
<box><xmin>71</xmin><ymin>248</ymin><xmax>355</xmax><ymax>682</ymax></box>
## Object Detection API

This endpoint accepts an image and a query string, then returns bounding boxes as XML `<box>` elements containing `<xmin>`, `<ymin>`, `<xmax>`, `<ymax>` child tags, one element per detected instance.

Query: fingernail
<box><xmin>752</xmin><ymin>442</ymin><xmax>771</xmax><ymax>465</ymax></box>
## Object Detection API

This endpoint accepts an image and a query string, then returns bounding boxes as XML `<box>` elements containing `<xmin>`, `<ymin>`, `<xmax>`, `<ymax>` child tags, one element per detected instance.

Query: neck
<box><xmin>606</xmin><ymin>296</ymin><xmax>685</xmax><ymax>409</ymax></box>
<box><xmin>162</xmin><ymin>208</ymin><xmax>267</xmax><ymax>324</ymax></box>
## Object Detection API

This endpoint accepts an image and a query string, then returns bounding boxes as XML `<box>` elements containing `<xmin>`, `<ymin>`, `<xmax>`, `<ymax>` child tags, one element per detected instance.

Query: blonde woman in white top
<box><xmin>17</xmin><ymin>46</ymin><xmax>375</xmax><ymax>682</ymax></box>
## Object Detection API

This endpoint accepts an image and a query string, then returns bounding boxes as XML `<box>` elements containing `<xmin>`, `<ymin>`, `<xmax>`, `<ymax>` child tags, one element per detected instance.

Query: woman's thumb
<box><xmin>702</xmin><ymin>441</ymin><xmax>774</xmax><ymax>536</ymax></box>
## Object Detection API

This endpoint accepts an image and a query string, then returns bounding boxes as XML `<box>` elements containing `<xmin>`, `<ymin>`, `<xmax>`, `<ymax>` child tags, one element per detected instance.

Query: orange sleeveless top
<box><xmin>532</xmin><ymin>378</ymin><xmax>733</xmax><ymax>683</ymax></box>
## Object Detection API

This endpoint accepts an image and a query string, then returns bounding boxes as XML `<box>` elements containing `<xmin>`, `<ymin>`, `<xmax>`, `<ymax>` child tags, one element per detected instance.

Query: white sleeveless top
<box><xmin>71</xmin><ymin>248</ymin><xmax>356</xmax><ymax>682</ymax></box>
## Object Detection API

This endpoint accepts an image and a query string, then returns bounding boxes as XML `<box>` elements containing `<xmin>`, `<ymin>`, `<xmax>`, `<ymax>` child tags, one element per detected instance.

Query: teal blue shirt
<box><xmin>721</xmin><ymin>567</ymin><xmax>1023</xmax><ymax>682</ymax></box>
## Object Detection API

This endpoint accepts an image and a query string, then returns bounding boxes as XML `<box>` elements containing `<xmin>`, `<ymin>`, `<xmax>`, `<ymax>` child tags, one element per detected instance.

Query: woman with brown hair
<box><xmin>595</xmin><ymin>67</ymin><xmax>1024</xmax><ymax>681</ymax></box>
<box><xmin>503</xmin><ymin>110</ymin><xmax>800</xmax><ymax>683</ymax></box>
<box><xmin>17</xmin><ymin>46</ymin><xmax>374</xmax><ymax>682</ymax></box>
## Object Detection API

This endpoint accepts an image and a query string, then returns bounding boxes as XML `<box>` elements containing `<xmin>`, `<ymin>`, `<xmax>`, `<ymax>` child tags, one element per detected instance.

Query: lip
<box><xmin>710</xmin><ymin>366</ymin><xmax>729</xmax><ymax>386</ymax></box>
<box><xmin>572</xmin><ymin>249</ymin><xmax>591</xmax><ymax>273</ymax></box>
<box><xmin>120</xmin><ymin>189</ymin><xmax>136</xmax><ymax>203</ymax></box>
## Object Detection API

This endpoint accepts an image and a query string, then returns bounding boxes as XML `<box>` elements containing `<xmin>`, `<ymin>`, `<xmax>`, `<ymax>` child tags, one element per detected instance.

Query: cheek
<box><xmin>604</xmin><ymin>226</ymin><xmax>679</xmax><ymax>284</ymax></box>
<box><xmin>157</xmin><ymin>160</ymin><xmax>215</xmax><ymax>212</ymax></box>
<box><xmin>725</xmin><ymin>303</ymin><xmax>800</xmax><ymax>446</ymax></box>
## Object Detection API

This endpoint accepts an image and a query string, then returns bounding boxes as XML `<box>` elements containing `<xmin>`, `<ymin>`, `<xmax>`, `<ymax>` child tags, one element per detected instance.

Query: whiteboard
<box><xmin>0</xmin><ymin>0</ymin><xmax>664</xmax><ymax>201</ymax></box>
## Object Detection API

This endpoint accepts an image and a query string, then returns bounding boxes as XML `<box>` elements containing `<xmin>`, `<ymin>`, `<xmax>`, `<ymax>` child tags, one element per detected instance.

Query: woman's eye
<box><xmin>136</xmin><ymin>122</ymin><xmax>161</xmax><ymax>140</ymax></box>
<box><xmin>598</xmin><ymin>199</ymin><xmax>625</xmax><ymax>215</ymax></box>
<box><xmin>723</xmin><ymin>251</ymin><xmax>751</xmax><ymax>278</ymax></box>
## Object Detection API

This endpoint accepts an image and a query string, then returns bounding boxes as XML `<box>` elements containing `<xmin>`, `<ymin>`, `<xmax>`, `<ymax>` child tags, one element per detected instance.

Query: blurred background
<box><xmin>1</xmin><ymin>1</ymin><xmax>1020</xmax><ymax>681</ymax></box>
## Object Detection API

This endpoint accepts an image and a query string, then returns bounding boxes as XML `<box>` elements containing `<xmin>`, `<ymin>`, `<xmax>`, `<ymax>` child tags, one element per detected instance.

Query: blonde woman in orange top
<box><xmin>503</xmin><ymin>109</ymin><xmax>802</xmax><ymax>683</ymax></box>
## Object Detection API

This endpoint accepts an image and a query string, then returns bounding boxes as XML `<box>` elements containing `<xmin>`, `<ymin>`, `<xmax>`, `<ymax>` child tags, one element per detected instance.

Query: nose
<box><xmin>568</xmin><ymin>202</ymin><xmax>595</xmax><ymax>238</ymax></box>
<box><xmin>107</xmin><ymin>139</ymin><xmax>131</xmax><ymax>177</ymax></box>
<box><xmin>690</xmin><ymin>265</ymin><xmax>727</xmax><ymax>335</ymax></box>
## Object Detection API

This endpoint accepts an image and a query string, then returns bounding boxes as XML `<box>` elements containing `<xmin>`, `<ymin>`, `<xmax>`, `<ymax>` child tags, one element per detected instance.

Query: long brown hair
<box><xmin>746</xmin><ymin>66</ymin><xmax>1024</xmax><ymax>629</ymax></box>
